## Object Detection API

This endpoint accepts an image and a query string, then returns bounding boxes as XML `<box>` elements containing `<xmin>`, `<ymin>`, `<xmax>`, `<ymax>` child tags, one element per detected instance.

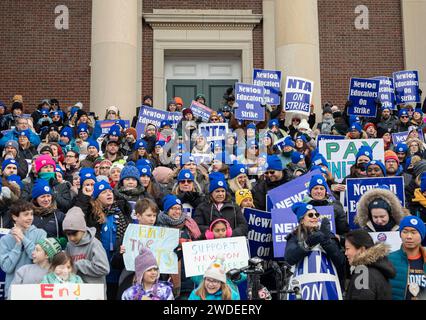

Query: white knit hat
<box><xmin>204</xmin><ymin>256</ymin><xmax>226</xmax><ymax>283</ymax></box>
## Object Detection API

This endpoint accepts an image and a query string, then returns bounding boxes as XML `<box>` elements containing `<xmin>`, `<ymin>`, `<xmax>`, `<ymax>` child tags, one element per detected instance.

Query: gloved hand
<box><xmin>418</xmin><ymin>88</ymin><xmax>423</xmax><ymax>96</ymax></box>
<box><xmin>319</xmin><ymin>217</ymin><xmax>332</xmax><ymax>244</ymax></box>
<box><xmin>184</xmin><ymin>191</ymin><xmax>198</xmax><ymax>204</ymax></box>
<box><xmin>278</xmin><ymin>91</ymin><xmax>283</xmax><ymax>98</ymax></box>
<box><xmin>306</xmin><ymin>231</ymin><xmax>325</xmax><ymax>247</ymax></box>
<box><xmin>1</xmin><ymin>187</ymin><xmax>12</xmax><ymax>200</ymax></box>
<box><xmin>345</xmin><ymin>100</ymin><xmax>353</xmax><ymax>108</ymax></box>
<box><xmin>374</xmin><ymin>98</ymin><xmax>382</xmax><ymax>108</ymax></box>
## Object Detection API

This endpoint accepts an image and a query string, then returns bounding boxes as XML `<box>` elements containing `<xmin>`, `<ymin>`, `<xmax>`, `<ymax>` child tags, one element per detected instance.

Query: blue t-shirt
<box><xmin>405</xmin><ymin>254</ymin><xmax>426</xmax><ymax>300</ymax></box>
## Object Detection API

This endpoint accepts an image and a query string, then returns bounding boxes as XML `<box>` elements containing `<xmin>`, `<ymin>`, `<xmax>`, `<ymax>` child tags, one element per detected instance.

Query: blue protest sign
<box><xmin>135</xmin><ymin>106</ymin><xmax>182</xmax><ymax>138</ymax></box>
<box><xmin>198</xmin><ymin>123</ymin><xmax>228</xmax><ymax>142</ymax></box>
<box><xmin>190</xmin><ymin>100</ymin><xmax>213</xmax><ymax>122</ymax></box>
<box><xmin>253</xmin><ymin>69</ymin><xmax>282</xmax><ymax>105</ymax></box>
<box><xmin>288</xmin><ymin>249</ymin><xmax>343</xmax><ymax>300</ymax></box>
<box><xmin>283</xmin><ymin>76</ymin><xmax>314</xmax><ymax>116</ymax></box>
<box><xmin>267</xmin><ymin>169</ymin><xmax>335</xmax><ymax>210</ymax></box>
<box><xmin>393</xmin><ymin>70</ymin><xmax>420</xmax><ymax>104</ymax></box>
<box><xmin>346</xmin><ymin>177</ymin><xmax>405</xmax><ymax>229</ymax></box>
<box><xmin>392</xmin><ymin>129</ymin><xmax>424</xmax><ymax>145</ymax></box>
<box><xmin>348</xmin><ymin>78</ymin><xmax>380</xmax><ymax>117</ymax></box>
<box><xmin>373</xmin><ymin>76</ymin><xmax>396</xmax><ymax>110</ymax></box>
<box><xmin>244</xmin><ymin>208</ymin><xmax>273</xmax><ymax>259</ymax></box>
<box><xmin>271</xmin><ymin>206</ymin><xmax>335</xmax><ymax>258</ymax></box>
<box><xmin>316</xmin><ymin>135</ymin><xmax>345</xmax><ymax>148</ymax></box>
<box><xmin>234</xmin><ymin>83</ymin><xmax>265</xmax><ymax>121</ymax></box>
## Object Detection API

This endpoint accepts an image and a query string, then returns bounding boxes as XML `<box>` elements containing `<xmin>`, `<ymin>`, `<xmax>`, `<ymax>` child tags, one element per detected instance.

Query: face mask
<box><xmin>333</xmin><ymin>112</ymin><xmax>342</xmax><ymax>118</ymax></box>
<box><xmin>39</xmin><ymin>172</ymin><xmax>56</xmax><ymax>181</ymax></box>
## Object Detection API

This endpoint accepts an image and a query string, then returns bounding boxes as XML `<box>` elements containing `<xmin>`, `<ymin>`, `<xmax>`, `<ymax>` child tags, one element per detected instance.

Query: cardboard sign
<box><xmin>284</xmin><ymin>76</ymin><xmax>314</xmax><ymax>116</ymax></box>
<box><xmin>135</xmin><ymin>106</ymin><xmax>182</xmax><ymax>138</ymax></box>
<box><xmin>253</xmin><ymin>69</ymin><xmax>282</xmax><ymax>105</ymax></box>
<box><xmin>10</xmin><ymin>284</ymin><xmax>104</xmax><ymax>300</ymax></box>
<box><xmin>182</xmin><ymin>237</ymin><xmax>250</xmax><ymax>277</ymax></box>
<box><xmin>234</xmin><ymin>83</ymin><xmax>265</xmax><ymax>121</ymax></box>
<box><xmin>271</xmin><ymin>206</ymin><xmax>335</xmax><ymax>258</ymax></box>
<box><xmin>369</xmin><ymin>232</ymin><xmax>402</xmax><ymax>253</ymax></box>
<box><xmin>373</xmin><ymin>76</ymin><xmax>396</xmax><ymax>110</ymax></box>
<box><xmin>122</xmin><ymin>224</ymin><xmax>179</xmax><ymax>274</ymax></box>
<box><xmin>190</xmin><ymin>100</ymin><xmax>213</xmax><ymax>122</ymax></box>
<box><xmin>348</xmin><ymin>78</ymin><xmax>380</xmax><ymax>117</ymax></box>
<box><xmin>318</xmin><ymin>139</ymin><xmax>385</xmax><ymax>183</ymax></box>
<box><xmin>244</xmin><ymin>208</ymin><xmax>273</xmax><ymax>259</ymax></box>
<box><xmin>393</xmin><ymin>70</ymin><xmax>420</xmax><ymax>104</ymax></box>
<box><xmin>346</xmin><ymin>177</ymin><xmax>405</xmax><ymax>229</ymax></box>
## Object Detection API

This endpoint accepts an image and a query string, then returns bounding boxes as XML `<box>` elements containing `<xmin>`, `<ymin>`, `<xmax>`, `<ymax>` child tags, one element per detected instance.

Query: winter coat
<box><xmin>122</xmin><ymin>281</ymin><xmax>174</xmax><ymax>300</ymax></box>
<box><xmin>115</xmin><ymin>184</ymin><xmax>145</xmax><ymax>203</ymax></box>
<box><xmin>355</xmin><ymin>188</ymin><xmax>405</xmax><ymax>232</ymax></box>
<box><xmin>188</xmin><ymin>285</ymin><xmax>240</xmax><ymax>300</ymax></box>
<box><xmin>194</xmin><ymin>200</ymin><xmax>248</xmax><ymax>238</ymax></box>
<box><xmin>65</xmin><ymin>227</ymin><xmax>110</xmax><ymax>288</ymax></box>
<box><xmin>32</xmin><ymin>204</ymin><xmax>65</xmax><ymax>238</ymax></box>
<box><xmin>18</xmin><ymin>145</ymin><xmax>38</xmax><ymax>161</ymax></box>
<box><xmin>345</xmin><ymin>243</ymin><xmax>395</xmax><ymax>300</ymax></box>
<box><xmin>304</xmin><ymin>196</ymin><xmax>349</xmax><ymax>236</ymax></box>
<box><xmin>0</xmin><ymin>128</ymin><xmax>41</xmax><ymax>148</ymax></box>
<box><xmin>0</xmin><ymin>181</ymin><xmax>20</xmax><ymax>229</ymax></box>
<box><xmin>393</xmin><ymin>121</ymin><xmax>411</xmax><ymax>133</ymax></box>
<box><xmin>252</xmin><ymin>170</ymin><xmax>292</xmax><ymax>211</ymax></box>
<box><xmin>377</xmin><ymin>116</ymin><xmax>398</xmax><ymax>133</ymax></box>
<box><xmin>388</xmin><ymin>246</ymin><xmax>426</xmax><ymax>300</ymax></box>
<box><xmin>0</xmin><ymin>225</ymin><xmax>47</xmax><ymax>298</ymax></box>
<box><xmin>0</xmin><ymin>154</ymin><xmax>29</xmax><ymax>180</ymax></box>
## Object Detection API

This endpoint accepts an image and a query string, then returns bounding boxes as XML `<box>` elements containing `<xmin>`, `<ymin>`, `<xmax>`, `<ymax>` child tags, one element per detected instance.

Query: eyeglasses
<box><xmin>210</xmin><ymin>118</ymin><xmax>219</xmax><ymax>121</ymax></box>
<box><xmin>179</xmin><ymin>179</ymin><xmax>193</xmax><ymax>184</ymax></box>
<box><xmin>205</xmin><ymin>277</ymin><xmax>221</xmax><ymax>285</ymax></box>
<box><xmin>306</xmin><ymin>212</ymin><xmax>320</xmax><ymax>218</ymax></box>
<box><xmin>66</xmin><ymin>154</ymin><xmax>76</xmax><ymax>158</ymax></box>
<box><xmin>400</xmin><ymin>116</ymin><xmax>409</xmax><ymax>119</ymax></box>
<box><xmin>265</xmin><ymin>170</ymin><xmax>276</xmax><ymax>175</ymax></box>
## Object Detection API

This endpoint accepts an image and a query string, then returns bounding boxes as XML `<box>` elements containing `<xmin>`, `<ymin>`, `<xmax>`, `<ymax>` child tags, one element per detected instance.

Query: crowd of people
<box><xmin>0</xmin><ymin>88</ymin><xmax>425</xmax><ymax>301</ymax></box>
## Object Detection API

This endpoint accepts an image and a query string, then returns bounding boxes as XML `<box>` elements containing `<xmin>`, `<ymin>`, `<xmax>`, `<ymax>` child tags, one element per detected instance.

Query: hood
<box><xmin>74</xmin><ymin>227</ymin><xmax>96</xmax><ymax>246</ymax></box>
<box><xmin>355</xmin><ymin>188</ymin><xmax>405</xmax><ymax>227</ymax></box>
<box><xmin>351</xmin><ymin>243</ymin><xmax>396</xmax><ymax>279</ymax></box>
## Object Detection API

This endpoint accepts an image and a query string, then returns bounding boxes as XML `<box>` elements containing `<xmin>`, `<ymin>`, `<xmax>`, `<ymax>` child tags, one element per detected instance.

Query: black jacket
<box><xmin>252</xmin><ymin>170</ymin><xmax>292</xmax><ymax>211</ymax></box>
<box><xmin>345</xmin><ymin>243</ymin><xmax>395</xmax><ymax>300</ymax></box>
<box><xmin>194</xmin><ymin>200</ymin><xmax>248</xmax><ymax>238</ymax></box>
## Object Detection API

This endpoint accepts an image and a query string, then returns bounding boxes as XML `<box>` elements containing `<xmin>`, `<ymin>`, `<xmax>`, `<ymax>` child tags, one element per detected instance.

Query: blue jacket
<box><xmin>0</xmin><ymin>225</ymin><xmax>47</xmax><ymax>298</ymax></box>
<box><xmin>388</xmin><ymin>246</ymin><xmax>426</xmax><ymax>300</ymax></box>
<box><xmin>0</xmin><ymin>128</ymin><xmax>41</xmax><ymax>147</ymax></box>
<box><xmin>188</xmin><ymin>284</ymin><xmax>240</xmax><ymax>300</ymax></box>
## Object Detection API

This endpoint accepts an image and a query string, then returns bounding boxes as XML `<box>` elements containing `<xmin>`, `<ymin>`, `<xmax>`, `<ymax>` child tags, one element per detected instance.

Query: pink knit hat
<box><xmin>35</xmin><ymin>154</ymin><xmax>56</xmax><ymax>173</ymax></box>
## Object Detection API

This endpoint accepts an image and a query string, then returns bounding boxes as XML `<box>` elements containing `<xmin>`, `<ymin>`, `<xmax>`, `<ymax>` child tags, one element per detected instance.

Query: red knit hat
<box><xmin>363</xmin><ymin>123</ymin><xmax>376</xmax><ymax>131</ymax></box>
<box><xmin>384</xmin><ymin>150</ymin><xmax>399</xmax><ymax>165</ymax></box>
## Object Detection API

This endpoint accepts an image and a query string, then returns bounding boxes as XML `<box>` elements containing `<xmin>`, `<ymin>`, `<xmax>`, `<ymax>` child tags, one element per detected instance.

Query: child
<box><xmin>9</xmin><ymin>237</ymin><xmax>62</xmax><ymax>296</ymax></box>
<box><xmin>121</xmin><ymin>247</ymin><xmax>174</xmax><ymax>300</ymax></box>
<box><xmin>0</xmin><ymin>200</ymin><xmax>47</xmax><ymax>298</ymax></box>
<box><xmin>42</xmin><ymin>252</ymin><xmax>83</xmax><ymax>284</ymax></box>
<box><xmin>205</xmin><ymin>218</ymin><xmax>233</xmax><ymax>239</ymax></box>
<box><xmin>62</xmin><ymin>206</ymin><xmax>110</xmax><ymax>298</ymax></box>
<box><xmin>235</xmin><ymin>189</ymin><xmax>254</xmax><ymax>210</ymax></box>
<box><xmin>188</xmin><ymin>257</ymin><xmax>240</xmax><ymax>300</ymax></box>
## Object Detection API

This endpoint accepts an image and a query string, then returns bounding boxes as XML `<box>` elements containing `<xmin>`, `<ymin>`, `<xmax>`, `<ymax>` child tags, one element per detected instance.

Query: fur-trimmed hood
<box><xmin>345</xmin><ymin>130</ymin><xmax>368</xmax><ymax>140</ymax></box>
<box><xmin>355</xmin><ymin>188</ymin><xmax>405</xmax><ymax>228</ymax></box>
<box><xmin>351</xmin><ymin>243</ymin><xmax>396</xmax><ymax>279</ymax></box>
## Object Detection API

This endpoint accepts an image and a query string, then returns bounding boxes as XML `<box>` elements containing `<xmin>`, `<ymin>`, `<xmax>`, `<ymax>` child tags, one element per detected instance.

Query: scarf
<box><xmin>320</xmin><ymin>118</ymin><xmax>335</xmax><ymax>134</ymax></box>
<box><xmin>157</xmin><ymin>212</ymin><xmax>201</xmax><ymax>240</ymax></box>
<box><xmin>371</xmin><ymin>219</ymin><xmax>396</xmax><ymax>232</ymax></box>
<box><xmin>413</xmin><ymin>188</ymin><xmax>426</xmax><ymax>208</ymax></box>
<box><xmin>33</xmin><ymin>203</ymin><xmax>57</xmax><ymax>217</ymax></box>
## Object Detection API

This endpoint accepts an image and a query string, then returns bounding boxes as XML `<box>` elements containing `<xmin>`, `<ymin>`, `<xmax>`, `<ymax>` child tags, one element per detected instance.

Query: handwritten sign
<box><xmin>10</xmin><ymin>284</ymin><xmax>104</xmax><ymax>300</ymax></box>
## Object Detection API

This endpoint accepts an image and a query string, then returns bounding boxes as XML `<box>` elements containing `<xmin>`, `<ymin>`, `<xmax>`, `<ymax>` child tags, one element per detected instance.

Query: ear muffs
<box><xmin>206</xmin><ymin>218</ymin><xmax>233</xmax><ymax>239</ymax></box>
<box><xmin>205</xmin><ymin>230</ymin><xmax>215</xmax><ymax>240</ymax></box>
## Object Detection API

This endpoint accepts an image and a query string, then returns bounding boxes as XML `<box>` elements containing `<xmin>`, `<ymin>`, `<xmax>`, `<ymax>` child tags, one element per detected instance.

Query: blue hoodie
<box><xmin>0</xmin><ymin>225</ymin><xmax>47</xmax><ymax>298</ymax></box>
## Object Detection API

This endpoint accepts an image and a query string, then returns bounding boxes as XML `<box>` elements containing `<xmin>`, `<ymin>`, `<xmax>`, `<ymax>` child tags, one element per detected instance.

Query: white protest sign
<box><xmin>369</xmin><ymin>232</ymin><xmax>402</xmax><ymax>253</ymax></box>
<box><xmin>122</xmin><ymin>224</ymin><xmax>179</xmax><ymax>274</ymax></box>
<box><xmin>182</xmin><ymin>237</ymin><xmax>250</xmax><ymax>277</ymax></box>
<box><xmin>318</xmin><ymin>138</ymin><xmax>384</xmax><ymax>183</ymax></box>
<box><xmin>10</xmin><ymin>284</ymin><xmax>104</xmax><ymax>300</ymax></box>
<box><xmin>283</xmin><ymin>76</ymin><xmax>314</xmax><ymax>116</ymax></box>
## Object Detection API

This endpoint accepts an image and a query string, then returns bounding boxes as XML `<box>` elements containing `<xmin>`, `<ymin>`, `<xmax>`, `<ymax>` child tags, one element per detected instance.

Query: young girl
<box><xmin>188</xmin><ymin>258</ymin><xmax>240</xmax><ymax>300</ymax></box>
<box><xmin>205</xmin><ymin>219</ymin><xmax>232</xmax><ymax>239</ymax></box>
<box><xmin>235</xmin><ymin>189</ymin><xmax>255</xmax><ymax>210</ymax></box>
<box><xmin>121</xmin><ymin>247</ymin><xmax>174</xmax><ymax>300</ymax></box>
<box><xmin>42</xmin><ymin>252</ymin><xmax>83</xmax><ymax>284</ymax></box>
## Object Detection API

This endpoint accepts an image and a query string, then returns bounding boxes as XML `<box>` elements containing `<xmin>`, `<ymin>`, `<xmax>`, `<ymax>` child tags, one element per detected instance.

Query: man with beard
<box><xmin>80</xmin><ymin>140</ymin><xmax>100</xmax><ymax>168</ymax></box>
<box><xmin>377</xmin><ymin>106</ymin><xmax>397</xmax><ymax>133</ymax></box>
<box><xmin>104</xmin><ymin>140</ymin><xmax>124</xmax><ymax>162</ymax></box>
<box><xmin>385</xmin><ymin>150</ymin><xmax>412</xmax><ymax>188</ymax></box>
<box><xmin>122</xmin><ymin>128</ymin><xmax>137</xmax><ymax>156</ymax></box>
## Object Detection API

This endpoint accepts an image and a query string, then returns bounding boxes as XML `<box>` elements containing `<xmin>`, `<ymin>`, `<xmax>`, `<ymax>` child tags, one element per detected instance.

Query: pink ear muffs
<box><xmin>205</xmin><ymin>218</ymin><xmax>232</xmax><ymax>239</ymax></box>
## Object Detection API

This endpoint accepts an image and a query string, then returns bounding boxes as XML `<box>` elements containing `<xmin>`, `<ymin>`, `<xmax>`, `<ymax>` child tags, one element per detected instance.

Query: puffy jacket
<box><xmin>188</xmin><ymin>285</ymin><xmax>240</xmax><ymax>300</ymax></box>
<box><xmin>194</xmin><ymin>200</ymin><xmax>248</xmax><ymax>238</ymax></box>
<box><xmin>388</xmin><ymin>247</ymin><xmax>426</xmax><ymax>300</ymax></box>
<box><xmin>345</xmin><ymin>243</ymin><xmax>396</xmax><ymax>300</ymax></box>
<box><xmin>32</xmin><ymin>205</ymin><xmax>65</xmax><ymax>238</ymax></box>
<box><xmin>0</xmin><ymin>128</ymin><xmax>41</xmax><ymax>147</ymax></box>
<box><xmin>252</xmin><ymin>170</ymin><xmax>292</xmax><ymax>211</ymax></box>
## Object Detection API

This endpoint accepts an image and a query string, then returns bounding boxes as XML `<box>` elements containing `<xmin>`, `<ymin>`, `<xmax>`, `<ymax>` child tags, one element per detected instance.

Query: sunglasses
<box><xmin>179</xmin><ymin>179</ymin><xmax>193</xmax><ymax>184</ymax></box>
<box><xmin>306</xmin><ymin>212</ymin><xmax>320</xmax><ymax>218</ymax></box>
<box><xmin>210</xmin><ymin>118</ymin><xmax>219</xmax><ymax>121</ymax></box>
<box><xmin>400</xmin><ymin>116</ymin><xmax>409</xmax><ymax>118</ymax></box>
<box><xmin>265</xmin><ymin>170</ymin><xmax>276</xmax><ymax>175</ymax></box>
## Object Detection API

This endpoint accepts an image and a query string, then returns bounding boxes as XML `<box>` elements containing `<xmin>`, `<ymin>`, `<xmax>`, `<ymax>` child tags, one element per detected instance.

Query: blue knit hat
<box><xmin>269</xmin><ymin>119</ymin><xmax>279</xmax><ymax>128</ymax></box>
<box><xmin>18</xmin><ymin>130</ymin><xmax>30</xmax><ymax>138</ymax></box>
<box><xmin>291</xmin><ymin>202</ymin><xmax>316</xmax><ymax>222</ymax></box>
<box><xmin>160</xmin><ymin>120</ymin><xmax>172</xmax><ymax>128</ymax></box>
<box><xmin>415</xmin><ymin>108</ymin><xmax>423</xmax><ymax>115</ymax></box>
<box><xmin>310</xmin><ymin>165</ymin><xmax>328</xmax><ymax>175</ymax></box>
<box><xmin>309</xmin><ymin>174</ymin><xmax>327</xmax><ymax>194</ymax></box>
<box><xmin>87</xmin><ymin>139</ymin><xmax>99</xmax><ymax>151</ymax></box>
<box><xmin>115</xmin><ymin>119</ymin><xmax>126</xmax><ymax>129</ymax></box>
<box><xmin>32</xmin><ymin>179</ymin><xmax>52</xmax><ymax>199</ymax></box>
<box><xmin>420</xmin><ymin>172</ymin><xmax>426</xmax><ymax>192</ymax></box>
<box><xmin>266</xmin><ymin>155</ymin><xmax>283</xmax><ymax>171</ymax></box>
<box><xmin>108</xmin><ymin>125</ymin><xmax>121</xmax><ymax>137</ymax></box>
<box><xmin>93</xmin><ymin>180</ymin><xmax>112</xmax><ymax>199</ymax></box>
<box><xmin>399</xmin><ymin>216</ymin><xmax>426</xmax><ymax>241</ymax></box>
<box><xmin>155</xmin><ymin>140</ymin><xmax>166</xmax><ymax>148</ymax></box>
<box><xmin>247</xmin><ymin>140</ymin><xmax>258</xmax><ymax>149</ymax></box>
<box><xmin>181</xmin><ymin>152</ymin><xmax>196</xmax><ymax>165</ymax></box>
<box><xmin>295</xmin><ymin>135</ymin><xmax>307</xmax><ymax>143</ymax></box>
<box><xmin>7</xmin><ymin>174</ymin><xmax>23</xmax><ymax>190</ymax></box>
<box><xmin>395</xmin><ymin>143</ymin><xmax>408</xmax><ymax>153</ymax></box>
<box><xmin>120</xmin><ymin>162</ymin><xmax>140</xmax><ymax>182</ymax></box>
<box><xmin>178</xmin><ymin>169</ymin><xmax>194</xmax><ymax>181</ymax></box>
<box><xmin>349</xmin><ymin>122</ymin><xmax>362</xmax><ymax>133</ymax></box>
<box><xmin>356</xmin><ymin>145</ymin><xmax>373</xmax><ymax>162</ymax></box>
<box><xmin>51</xmin><ymin>110</ymin><xmax>63</xmax><ymax>119</ymax></box>
<box><xmin>311</xmin><ymin>153</ymin><xmax>329</xmax><ymax>168</ymax></box>
<box><xmin>134</xmin><ymin>139</ymin><xmax>147</xmax><ymax>150</ymax></box>
<box><xmin>247</xmin><ymin>123</ymin><xmax>256</xmax><ymax>130</ymax></box>
<box><xmin>139</xmin><ymin>165</ymin><xmax>152</xmax><ymax>177</ymax></box>
<box><xmin>60</xmin><ymin>126</ymin><xmax>73</xmax><ymax>138</ymax></box>
<box><xmin>77</xmin><ymin>123</ymin><xmax>89</xmax><ymax>134</ymax></box>
<box><xmin>136</xmin><ymin>158</ymin><xmax>152</xmax><ymax>169</ymax></box>
<box><xmin>291</xmin><ymin>151</ymin><xmax>305</xmax><ymax>164</ymax></box>
<box><xmin>2</xmin><ymin>159</ymin><xmax>18</xmax><ymax>171</ymax></box>
<box><xmin>209</xmin><ymin>172</ymin><xmax>227</xmax><ymax>193</ymax></box>
<box><xmin>229</xmin><ymin>163</ymin><xmax>247</xmax><ymax>179</ymax></box>
<box><xmin>349</xmin><ymin>115</ymin><xmax>361</xmax><ymax>126</ymax></box>
<box><xmin>366</xmin><ymin>160</ymin><xmax>386</xmax><ymax>176</ymax></box>
<box><xmin>283</xmin><ymin>137</ymin><xmax>295</xmax><ymax>148</ymax></box>
<box><xmin>398</xmin><ymin>109</ymin><xmax>409</xmax><ymax>118</ymax></box>
<box><xmin>79</xmin><ymin>168</ymin><xmax>96</xmax><ymax>186</ymax></box>
<box><xmin>55</xmin><ymin>166</ymin><xmax>64</xmax><ymax>177</ymax></box>
<box><xmin>162</xmin><ymin>194</ymin><xmax>182</xmax><ymax>213</ymax></box>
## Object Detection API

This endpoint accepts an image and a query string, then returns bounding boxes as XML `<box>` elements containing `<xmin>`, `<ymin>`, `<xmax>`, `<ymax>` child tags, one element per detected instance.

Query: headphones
<box><xmin>205</xmin><ymin>218</ymin><xmax>232</xmax><ymax>239</ymax></box>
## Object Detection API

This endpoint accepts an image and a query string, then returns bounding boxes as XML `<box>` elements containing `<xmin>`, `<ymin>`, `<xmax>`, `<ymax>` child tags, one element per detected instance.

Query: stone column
<box><xmin>90</xmin><ymin>0</ymin><xmax>139</xmax><ymax>121</ymax></box>
<box><xmin>275</xmin><ymin>0</ymin><xmax>322</xmax><ymax>121</ymax></box>
<box><xmin>402</xmin><ymin>0</ymin><xmax>426</xmax><ymax>94</ymax></box>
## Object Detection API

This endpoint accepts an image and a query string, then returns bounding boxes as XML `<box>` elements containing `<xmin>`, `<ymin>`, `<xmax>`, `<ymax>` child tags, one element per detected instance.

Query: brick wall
<box><xmin>0</xmin><ymin>0</ymin><xmax>91</xmax><ymax>113</ymax></box>
<box><xmin>141</xmin><ymin>0</ymin><xmax>263</xmax><ymax>103</ymax></box>
<box><xmin>318</xmin><ymin>0</ymin><xmax>404</xmax><ymax>109</ymax></box>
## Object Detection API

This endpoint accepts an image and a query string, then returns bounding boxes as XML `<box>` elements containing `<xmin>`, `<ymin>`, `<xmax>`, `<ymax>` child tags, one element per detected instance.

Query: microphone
<box><xmin>257</xmin><ymin>286</ymin><xmax>272</xmax><ymax>300</ymax></box>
